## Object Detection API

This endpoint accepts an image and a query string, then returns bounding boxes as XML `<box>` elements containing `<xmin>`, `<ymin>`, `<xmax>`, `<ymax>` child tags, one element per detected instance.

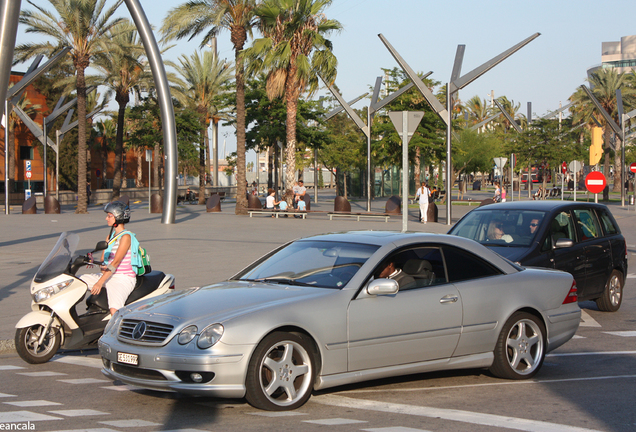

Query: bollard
<box><xmin>44</xmin><ymin>195</ymin><xmax>61</xmax><ymax>214</ymax></box>
<box><xmin>150</xmin><ymin>194</ymin><xmax>163</xmax><ymax>213</ymax></box>
<box><xmin>22</xmin><ymin>197</ymin><xmax>37</xmax><ymax>214</ymax></box>
<box><xmin>206</xmin><ymin>194</ymin><xmax>221</xmax><ymax>212</ymax></box>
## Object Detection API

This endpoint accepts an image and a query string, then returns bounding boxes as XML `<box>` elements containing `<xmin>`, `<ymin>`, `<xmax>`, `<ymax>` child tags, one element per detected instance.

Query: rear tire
<box><xmin>490</xmin><ymin>312</ymin><xmax>545</xmax><ymax>380</ymax></box>
<box><xmin>245</xmin><ymin>332</ymin><xmax>316</xmax><ymax>411</ymax></box>
<box><xmin>595</xmin><ymin>270</ymin><xmax>623</xmax><ymax>312</ymax></box>
<box><xmin>15</xmin><ymin>324</ymin><xmax>61</xmax><ymax>364</ymax></box>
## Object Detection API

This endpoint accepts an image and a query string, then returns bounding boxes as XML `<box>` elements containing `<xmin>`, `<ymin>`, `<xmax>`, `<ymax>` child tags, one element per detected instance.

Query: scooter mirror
<box><xmin>93</xmin><ymin>241</ymin><xmax>108</xmax><ymax>252</ymax></box>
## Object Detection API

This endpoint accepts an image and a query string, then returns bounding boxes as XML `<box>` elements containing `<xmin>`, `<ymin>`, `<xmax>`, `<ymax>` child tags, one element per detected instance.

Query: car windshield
<box><xmin>234</xmin><ymin>240</ymin><xmax>379</xmax><ymax>289</ymax></box>
<box><xmin>451</xmin><ymin>209</ymin><xmax>547</xmax><ymax>247</ymax></box>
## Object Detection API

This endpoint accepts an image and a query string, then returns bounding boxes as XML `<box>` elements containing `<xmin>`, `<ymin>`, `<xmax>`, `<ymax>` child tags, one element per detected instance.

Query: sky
<box><xmin>12</xmin><ymin>0</ymin><xmax>636</xmax><ymax>167</ymax></box>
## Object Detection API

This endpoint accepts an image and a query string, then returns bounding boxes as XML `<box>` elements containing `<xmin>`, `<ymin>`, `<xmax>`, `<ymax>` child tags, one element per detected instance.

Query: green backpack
<box><xmin>107</xmin><ymin>231</ymin><xmax>151</xmax><ymax>276</ymax></box>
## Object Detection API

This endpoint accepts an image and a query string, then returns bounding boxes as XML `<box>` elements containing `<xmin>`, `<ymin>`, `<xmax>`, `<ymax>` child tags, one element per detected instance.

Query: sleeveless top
<box><xmin>106</xmin><ymin>233</ymin><xmax>136</xmax><ymax>277</ymax></box>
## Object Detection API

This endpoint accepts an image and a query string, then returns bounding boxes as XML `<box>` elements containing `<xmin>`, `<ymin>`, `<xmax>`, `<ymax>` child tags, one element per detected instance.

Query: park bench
<box><xmin>248</xmin><ymin>209</ymin><xmax>307</xmax><ymax>219</ymax></box>
<box><xmin>327</xmin><ymin>211</ymin><xmax>391</xmax><ymax>222</ymax></box>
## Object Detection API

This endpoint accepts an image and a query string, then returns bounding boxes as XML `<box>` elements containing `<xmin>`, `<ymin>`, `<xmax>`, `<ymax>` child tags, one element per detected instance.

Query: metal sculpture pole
<box><xmin>124</xmin><ymin>0</ymin><xmax>177</xmax><ymax>224</ymax></box>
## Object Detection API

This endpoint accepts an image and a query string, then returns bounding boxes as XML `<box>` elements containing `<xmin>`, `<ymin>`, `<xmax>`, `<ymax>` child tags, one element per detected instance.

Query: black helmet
<box><xmin>104</xmin><ymin>201</ymin><xmax>130</xmax><ymax>225</ymax></box>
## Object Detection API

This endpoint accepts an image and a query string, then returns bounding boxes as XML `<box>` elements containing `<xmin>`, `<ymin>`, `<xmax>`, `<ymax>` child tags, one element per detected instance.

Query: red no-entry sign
<box><xmin>561</xmin><ymin>162</ymin><xmax>567</xmax><ymax>174</ymax></box>
<box><xmin>585</xmin><ymin>171</ymin><xmax>606</xmax><ymax>194</ymax></box>
<box><xmin>630</xmin><ymin>162</ymin><xmax>636</xmax><ymax>174</ymax></box>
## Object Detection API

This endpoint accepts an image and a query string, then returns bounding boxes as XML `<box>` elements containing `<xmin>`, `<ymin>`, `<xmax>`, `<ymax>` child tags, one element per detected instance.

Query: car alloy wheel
<box><xmin>490</xmin><ymin>312</ymin><xmax>545</xmax><ymax>380</ymax></box>
<box><xmin>596</xmin><ymin>269</ymin><xmax>623</xmax><ymax>312</ymax></box>
<box><xmin>245</xmin><ymin>332</ymin><xmax>316</xmax><ymax>411</ymax></box>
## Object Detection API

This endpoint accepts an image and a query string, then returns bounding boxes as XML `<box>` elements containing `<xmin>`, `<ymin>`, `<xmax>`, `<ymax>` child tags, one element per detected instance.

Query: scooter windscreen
<box><xmin>34</xmin><ymin>232</ymin><xmax>80</xmax><ymax>284</ymax></box>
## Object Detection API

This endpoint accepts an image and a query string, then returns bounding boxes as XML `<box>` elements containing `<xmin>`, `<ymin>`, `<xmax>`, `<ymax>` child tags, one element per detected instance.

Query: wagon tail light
<box><xmin>169</xmin><ymin>281</ymin><xmax>175</xmax><ymax>290</ymax></box>
<box><xmin>562</xmin><ymin>280</ymin><xmax>578</xmax><ymax>304</ymax></box>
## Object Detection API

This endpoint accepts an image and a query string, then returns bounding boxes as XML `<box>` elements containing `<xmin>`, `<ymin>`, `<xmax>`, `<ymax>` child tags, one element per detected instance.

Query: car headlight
<box><xmin>33</xmin><ymin>279</ymin><xmax>74</xmax><ymax>303</ymax></box>
<box><xmin>178</xmin><ymin>325</ymin><xmax>198</xmax><ymax>345</ymax></box>
<box><xmin>197</xmin><ymin>324</ymin><xmax>224</xmax><ymax>349</ymax></box>
<box><xmin>104</xmin><ymin>309</ymin><xmax>122</xmax><ymax>335</ymax></box>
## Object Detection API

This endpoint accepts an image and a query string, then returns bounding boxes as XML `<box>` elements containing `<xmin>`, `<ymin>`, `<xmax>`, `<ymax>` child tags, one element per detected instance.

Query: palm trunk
<box><xmin>101</xmin><ymin>139</ymin><xmax>108</xmax><ymax>189</ymax></box>
<box><xmin>136</xmin><ymin>151</ymin><xmax>143</xmax><ymax>187</ymax></box>
<box><xmin>76</xmin><ymin>66</ymin><xmax>88</xmax><ymax>213</ymax></box>
<box><xmin>7</xmin><ymin>123</ymin><xmax>15</xmax><ymax>193</ymax></box>
<box><xmin>234</xmin><ymin>32</ymin><xmax>248</xmax><ymax>214</ymax></box>
<box><xmin>199</xmin><ymin>127</ymin><xmax>206</xmax><ymax>204</ymax></box>
<box><xmin>284</xmin><ymin>65</ymin><xmax>300</xmax><ymax>208</ymax></box>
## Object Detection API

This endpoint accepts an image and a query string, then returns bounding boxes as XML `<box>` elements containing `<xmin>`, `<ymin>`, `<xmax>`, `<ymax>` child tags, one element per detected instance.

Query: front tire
<box><xmin>15</xmin><ymin>325</ymin><xmax>61</xmax><ymax>364</ymax></box>
<box><xmin>595</xmin><ymin>270</ymin><xmax>623</xmax><ymax>312</ymax></box>
<box><xmin>490</xmin><ymin>312</ymin><xmax>545</xmax><ymax>380</ymax></box>
<box><xmin>245</xmin><ymin>332</ymin><xmax>316</xmax><ymax>411</ymax></box>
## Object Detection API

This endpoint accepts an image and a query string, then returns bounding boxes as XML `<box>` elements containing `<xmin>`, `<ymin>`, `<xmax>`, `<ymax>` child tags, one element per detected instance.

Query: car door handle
<box><xmin>440</xmin><ymin>295</ymin><xmax>458</xmax><ymax>304</ymax></box>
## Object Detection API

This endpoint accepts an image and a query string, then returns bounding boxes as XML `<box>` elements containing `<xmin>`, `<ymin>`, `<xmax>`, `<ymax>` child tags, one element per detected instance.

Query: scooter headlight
<box><xmin>33</xmin><ymin>279</ymin><xmax>74</xmax><ymax>303</ymax></box>
<box><xmin>197</xmin><ymin>324</ymin><xmax>224</xmax><ymax>349</ymax></box>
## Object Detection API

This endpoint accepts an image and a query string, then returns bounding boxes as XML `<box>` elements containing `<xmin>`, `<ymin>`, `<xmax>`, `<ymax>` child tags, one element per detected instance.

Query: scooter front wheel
<box><xmin>15</xmin><ymin>325</ymin><xmax>61</xmax><ymax>364</ymax></box>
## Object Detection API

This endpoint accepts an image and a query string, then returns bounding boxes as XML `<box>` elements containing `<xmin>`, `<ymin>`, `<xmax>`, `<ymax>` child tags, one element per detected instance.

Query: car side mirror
<box><xmin>367</xmin><ymin>278</ymin><xmax>399</xmax><ymax>296</ymax></box>
<box><xmin>93</xmin><ymin>241</ymin><xmax>108</xmax><ymax>252</ymax></box>
<box><xmin>554</xmin><ymin>238</ymin><xmax>574</xmax><ymax>249</ymax></box>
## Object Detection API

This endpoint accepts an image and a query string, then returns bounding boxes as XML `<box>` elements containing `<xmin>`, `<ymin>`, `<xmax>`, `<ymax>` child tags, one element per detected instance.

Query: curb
<box><xmin>0</xmin><ymin>340</ymin><xmax>16</xmax><ymax>353</ymax></box>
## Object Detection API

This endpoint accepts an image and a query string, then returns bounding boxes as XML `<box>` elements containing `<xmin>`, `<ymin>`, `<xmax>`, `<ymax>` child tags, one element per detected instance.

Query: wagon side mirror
<box><xmin>554</xmin><ymin>238</ymin><xmax>574</xmax><ymax>249</ymax></box>
<box><xmin>367</xmin><ymin>278</ymin><xmax>399</xmax><ymax>296</ymax></box>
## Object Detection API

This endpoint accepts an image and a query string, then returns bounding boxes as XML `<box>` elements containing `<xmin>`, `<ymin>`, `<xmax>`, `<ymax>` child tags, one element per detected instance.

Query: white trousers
<box><xmin>419</xmin><ymin>199</ymin><xmax>429</xmax><ymax>222</ymax></box>
<box><xmin>81</xmin><ymin>273</ymin><xmax>136</xmax><ymax>311</ymax></box>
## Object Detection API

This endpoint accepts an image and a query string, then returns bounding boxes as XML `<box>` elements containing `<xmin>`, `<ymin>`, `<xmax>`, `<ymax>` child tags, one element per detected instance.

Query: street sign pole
<box><xmin>146</xmin><ymin>149</ymin><xmax>152</xmax><ymax>213</ymax></box>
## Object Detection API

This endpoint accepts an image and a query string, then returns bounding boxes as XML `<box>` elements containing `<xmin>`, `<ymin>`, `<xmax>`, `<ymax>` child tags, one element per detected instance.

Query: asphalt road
<box><xmin>1</xmin><ymin>192</ymin><xmax>635</xmax><ymax>431</ymax></box>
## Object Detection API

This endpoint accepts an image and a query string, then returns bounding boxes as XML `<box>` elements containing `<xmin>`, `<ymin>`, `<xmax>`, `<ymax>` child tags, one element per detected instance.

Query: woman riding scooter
<box><xmin>81</xmin><ymin>201</ymin><xmax>136</xmax><ymax>316</ymax></box>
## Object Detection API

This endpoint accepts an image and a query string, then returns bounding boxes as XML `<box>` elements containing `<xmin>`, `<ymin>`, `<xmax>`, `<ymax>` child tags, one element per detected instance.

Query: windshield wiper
<box><xmin>256</xmin><ymin>277</ymin><xmax>315</xmax><ymax>287</ymax></box>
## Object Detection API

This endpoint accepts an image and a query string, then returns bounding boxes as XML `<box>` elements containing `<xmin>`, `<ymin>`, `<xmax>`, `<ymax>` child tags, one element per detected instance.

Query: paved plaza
<box><xmin>1</xmin><ymin>189</ymin><xmax>635</xmax><ymax>349</ymax></box>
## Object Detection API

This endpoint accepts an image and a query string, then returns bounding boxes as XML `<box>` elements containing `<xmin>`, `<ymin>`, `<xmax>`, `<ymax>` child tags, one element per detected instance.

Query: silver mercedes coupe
<box><xmin>99</xmin><ymin>231</ymin><xmax>580</xmax><ymax>411</ymax></box>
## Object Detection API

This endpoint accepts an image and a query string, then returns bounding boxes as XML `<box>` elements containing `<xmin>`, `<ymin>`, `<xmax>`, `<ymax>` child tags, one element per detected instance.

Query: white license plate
<box><xmin>117</xmin><ymin>352</ymin><xmax>139</xmax><ymax>366</ymax></box>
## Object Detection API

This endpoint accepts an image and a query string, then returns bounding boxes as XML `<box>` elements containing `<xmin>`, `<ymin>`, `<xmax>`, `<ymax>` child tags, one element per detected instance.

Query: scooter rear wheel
<box><xmin>15</xmin><ymin>325</ymin><xmax>61</xmax><ymax>364</ymax></box>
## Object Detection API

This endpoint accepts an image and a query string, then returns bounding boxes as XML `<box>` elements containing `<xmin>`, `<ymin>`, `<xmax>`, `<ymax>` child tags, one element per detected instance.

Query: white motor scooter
<box><xmin>15</xmin><ymin>232</ymin><xmax>175</xmax><ymax>364</ymax></box>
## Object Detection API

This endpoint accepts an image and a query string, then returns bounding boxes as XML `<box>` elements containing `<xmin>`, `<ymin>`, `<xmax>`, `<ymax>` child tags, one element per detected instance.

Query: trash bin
<box><xmin>472</xmin><ymin>181</ymin><xmax>481</xmax><ymax>191</ymax></box>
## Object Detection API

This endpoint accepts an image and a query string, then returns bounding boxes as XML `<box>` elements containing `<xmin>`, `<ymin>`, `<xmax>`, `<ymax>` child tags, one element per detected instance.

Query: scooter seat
<box><xmin>85</xmin><ymin>271</ymin><xmax>166</xmax><ymax>311</ymax></box>
<box><xmin>125</xmin><ymin>271</ymin><xmax>166</xmax><ymax>305</ymax></box>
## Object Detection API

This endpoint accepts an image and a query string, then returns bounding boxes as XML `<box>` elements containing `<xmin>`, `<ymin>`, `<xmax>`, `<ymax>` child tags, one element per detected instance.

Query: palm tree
<box><xmin>95</xmin><ymin>118</ymin><xmax>117</xmax><ymax>189</ymax></box>
<box><xmin>16</xmin><ymin>0</ymin><xmax>125</xmax><ymax>213</ymax></box>
<box><xmin>92</xmin><ymin>20</ymin><xmax>153</xmax><ymax>200</ymax></box>
<box><xmin>571</xmin><ymin>68</ymin><xmax>635</xmax><ymax>192</ymax></box>
<box><xmin>162</xmin><ymin>0</ymin><xmax>258</xmax><ymax>214</ymax></box>
<box><xmin>464</xmin><ymin>95</ymin><xmax>492</xmax><ymax>131</ymax></box>
<box><xmin>170</xmin><ymin>50</ymin><xmax>233</xmax><ymax>203</ymax></box>
<box><xmin>495</xmin><ymin>96</ymin><xmax>526</xmax><ymax>132</ymax></box>
<box><xmin>246</xmin><ymin>0</ymin><xmax>341</xmax><ymax>201</ymax></box>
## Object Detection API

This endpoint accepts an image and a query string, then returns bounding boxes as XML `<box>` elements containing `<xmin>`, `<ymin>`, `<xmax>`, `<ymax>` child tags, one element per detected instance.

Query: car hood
<box><xmin>121</xmin><ymin>281</ymin><xmax>335</xmax><ymax>326</ymax></box>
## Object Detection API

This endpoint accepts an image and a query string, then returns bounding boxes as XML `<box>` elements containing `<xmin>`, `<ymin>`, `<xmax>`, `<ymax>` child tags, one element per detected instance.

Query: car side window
<box><xmin>573</xmin><ymin>209</ymin><xmax>601</xmax><ymax>241</ymax></box>
<box><xmin>374</xmin><ymin>247</ymin><xmax>448</xmax><ymax>291</ymax></box>
<box><xmin>541</xmin><ymin>211</ymin><xmax>576</xmax><ymax>251</ymax></box>
<box><xmin>442</xmin><ymin>245</ymin><xmax>503</xmax><ymax>282</ymax></box>
<box><xmin>597</xmin><ymin>209</ymin><xmax>618</xmax><ymax>235</ymax></box>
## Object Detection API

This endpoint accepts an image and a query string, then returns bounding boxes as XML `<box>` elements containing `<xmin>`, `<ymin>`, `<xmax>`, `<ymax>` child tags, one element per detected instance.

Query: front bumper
<box><xmin>99</xmin><ymin>336</ymin><xmax>252</xmax><ymax>398</ymax></box>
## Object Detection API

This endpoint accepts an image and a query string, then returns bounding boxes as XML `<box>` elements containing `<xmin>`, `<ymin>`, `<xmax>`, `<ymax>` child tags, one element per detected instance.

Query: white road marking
<box><xmin>57</xmin><ymin>378</ymin><xmax>109</xmax><ymax>385</ymax></box>
<box><xmin>48</xmin><ymin>429</ymin><xmax>119</xmax><ymax>432</ymax></box>
<box><xmin>49</xmin><ymin>409</ymin><xmax>109</xmax><ymax>417</ymax></box>
<box><xmin>303</xmin><ymin>418</ymin><xmax>368</xmax><ymax>425</ymax></box>
<box><xmin>53</xmin><ymin>355</ymin><xmax>103</xmax><ymax>369</ymax></box>
<box><xmin>579</xmin><ymin>310</ymin><xmax>601</xmax><ymax>327</ymax></box>
<box><xmin>159</xmin><ymin>430</ymin><xmax>211</xmax><ymax>432</ymax></box>
<box><xmin>101</xmin><ymin>385</ymin><xmax>139</xmax><ymax>392</ymax></box>
<box><xmin>0</xmin><ymin>393</ymin><xmax>16</xmax><ymax>398</ymax></box>
<box><xmin>17</xmin><ymin>371</ymin><xmax>67</xmax><ymax>377</ymax></box>
<box><xmin>626</xmin><ymin>273</ymin><xmax>636</xmax><ymax>278</ymax></box>
<box><xmin>602</xmin><ymin>331</ymin><xmax>636</xmax><ymax>337</ymax></box>
<box><xmin>363</xmin><ymin>428</ymin><xmax>429</xmax><ymax>432</ymax></box>
<box><xmin>314</xmin><ymin>395</ymin><xmax>602</xmax><ymax>432</ymax></box>
<box><xmin>547</xmin><ymin>351</ymin><xmax>636</xmax><ymax>357</ymax></box>
<box><xmin>0</xmin><ymin>365</ymin><xmax>24</xmax><ymax>370</ymax></box>
<box><xmin>335</xmin><ymin>373</ymin><xmax>636</xmax><ymax>394</ymax></box>
<box><xmin>0</xmin><ymin>411</ymin><xmax>63</xmax><ymax>422</ymax></box>
<box><xmin>4</xmin><ymin>400</ymin><xmax>62</xmax><ymax>407</ymax></box>
<box><xmin>99</xmin><ymin>419</ymin><xmax>162</xmax><ymax>427</ymax></box>
<box><xmin>248</xmin><ymin>411</ymin><xmax>308</xmax><ymax>417</ymax></box>
<box><xmin>571</xmin><ymin>335</ymin><xmax>586</xmax><ymax>339</ymax></box>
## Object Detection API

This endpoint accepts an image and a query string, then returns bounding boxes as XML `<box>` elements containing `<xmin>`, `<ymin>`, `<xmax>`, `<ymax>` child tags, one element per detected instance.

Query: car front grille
<box><xmin>119</xmin><ymin>319</ymin><xmax>174</xmax><ymax>344</ymax></box>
